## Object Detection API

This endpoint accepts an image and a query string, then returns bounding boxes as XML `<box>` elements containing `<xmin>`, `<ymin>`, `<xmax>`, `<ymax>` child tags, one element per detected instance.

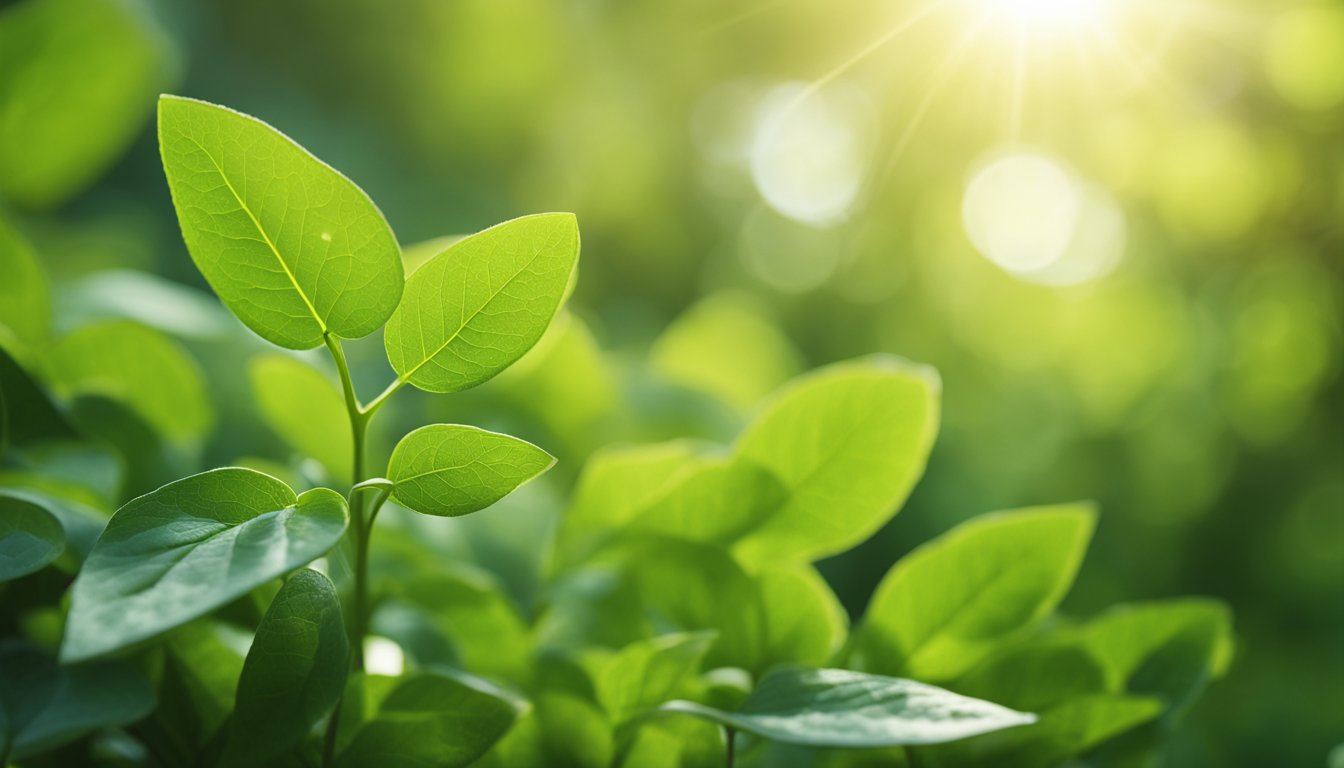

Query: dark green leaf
<box><xmin>0</xmin><ymin>493</ymin><xmax>64</xmax><ymax>581</ymax></box>
<box><xmin>61</xmin><ymin>468</ymin><xmax>348</xmax><ymax>662</ymax></box>
<box><xmin>224</xmin><ymin>569</ymin><xmax>348</xmax><ymax>766</ymax></box>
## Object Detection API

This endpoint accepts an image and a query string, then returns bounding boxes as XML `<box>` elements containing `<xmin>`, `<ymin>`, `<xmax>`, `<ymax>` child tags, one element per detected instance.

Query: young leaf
<box><xmin>249</xmin><ymin>354</ymin><xmax>352</xmax><ymax>482</ymax></box>
<box><xmin>61</xmin><ymin>468</ymin><xmax>348</xmax><ymax>662</ymax></box>
<box><xmin>730</xmin><ymin>356</ymin><xmax>941</xmax><ymax>566</ymax></box>
<box><xmin>0</xmin><ymin>216</ymin><xmax>51</xmax><ymax>361</ymax></box>
<box><xmin>383</xmin><ymin>213</ymin><xmax>579</xmax><ymax>393</ymax></box>
<box><xmin>387</xmin><ymin>424</ymin><xmax>554</xmax><ymax>517</ymax></box>
<box><xmin>594</xmin><ymin>631</ymin><xmax>716</xmax><ymax>725</ymax></box>
<box><xmin>0</xmin><ymin>0</ymin><xmax>173</xmax><ymax>209</ymax></box>
<box><xmin>852</xmin><ymin>504</ymin><xmax>1096</xmax><ymax>682</ymax></box>
<box><xmin>0</xmin><ymin>644</ymin><xmax>155</xmax><ymax>760</ymax></box>
<box><xmin>336</xmin><ymin>671</ymin><xmax>522</xmax><ymax>768</ymax></box>
<box><xmin>0</xmin><ymin>494</ymin><xmax>64</xmax><ymax>581</ymax></box>
<box><xmin>224</xmin><ymin>570</ymin><xmax>348</xmax><ymax>767</ymax></box>
<box><xmin>158</xmin><ymin>95</ymin><xmax>403</xmax><ymax>350</ymax></box>
<box><xmin>46</xmin><ymin>320</ymin><xmax>214</xmax><ymax>445</ymax></box>
<box><xmin>660</xmin><ymin>667</ymin><xmax>1036</xmax><ymax>748</ymax></box>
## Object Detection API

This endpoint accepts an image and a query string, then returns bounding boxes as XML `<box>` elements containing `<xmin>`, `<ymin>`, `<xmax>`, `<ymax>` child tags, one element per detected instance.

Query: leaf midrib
<box><xmin>184</xmin><ymin>135</ymin><xmax>327</xmax><ymax>334</ymax></box>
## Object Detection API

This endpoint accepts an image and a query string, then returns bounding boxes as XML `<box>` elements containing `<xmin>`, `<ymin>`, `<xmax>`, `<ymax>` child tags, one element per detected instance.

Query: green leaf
<box><xmin>0</xmin><ymin>644</ymin><xmax>155</xmax><ymax>760</ymax></box>
<box><xmin>158</xmin><ymin>95</ymin><xmax>403</xmax><ymax>349</ymax></box>
<box><xmin>0</xmin><ymin>493</ymin><xmax>64</xmax><ymax>581</ymax></box>
<box><xmin>387</xmin><ymin>424</ymin><xmax>554</xmax><ymax>517</ymax></box>
<box><xmin>956</xmin><ymin>644</ymin><xmax>1110</xmax><ymax>713</ymax></box>
<box><xmin>249</xmin><ymin>354</ymin><xmax>352</xmax><ymax>482</ymax></box>
<box><xmin>594</xmin><ymin>631</ymin><xmax>716</xmax><ymax>725</ymax></box>
<box><xmin>336</xmin><ymin>671</ymin><xmax>522</xmax><ymax>768</ymax></box>
<box><xmin>142</xmin><ymin>621</ymin><xmax>250</xmax><ymax>761</ymax></box>
<box><xmin>1073</xmin><ymin>599</ymin><xmax>1233</xmax><ymax>718</ymax></box>
<box><xmin>730</xmin><ymin>356</ymin><xmax>941</xmax><ymax>566</ymax></box>
<box><xmin>853</xmin><ymin>504</ymin><xmax>1096</xmax><ymax>682</ymax></box>
<box><xmin>223</xmin><ymin>570</ymin><xmax>348</xmax><ymax>766</ymax></box>
<box><xmin>46</xmin><ymin>320</ymin><xmax>214</xmax><ymax>445</ymax></box>
<box><xmin>61</xmin><ymin>468</ymin><xmax>348</xmax><ymax>662</ymax></box>
<box><xmin>383</xmin><ymin>213</ymin><xmax>579</xmax><ymax>393</ymax></box>
<box><xmin>660</xmin><ymin>667</ymin><xmax>1035</xmax><ymax>748</ymax></box>
<box><xmin>0</xmin><ymin>346</ymin><xmax>78</xmax><ymax>450</ymax></box>
<box><xmin>0</xmin><ymin>216</ymin><xmax>50</xmax><ymax>361</ymax></box>
<box><xmin>755</xmin><ymin>565</ymin><xmax>848</xmax><ymax>669</ymax></box>
<box><xmin>0</xmin><ymin>0</ymin><xmax>174</xmax><ymax>209</ymax></box>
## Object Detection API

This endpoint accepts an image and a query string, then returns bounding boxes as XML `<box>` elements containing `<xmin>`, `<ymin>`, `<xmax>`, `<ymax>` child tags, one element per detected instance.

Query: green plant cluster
<box><xmin>0</xmin><ymin>97</ymin><xmax>1233</xmax><ymax>767</ymax></box>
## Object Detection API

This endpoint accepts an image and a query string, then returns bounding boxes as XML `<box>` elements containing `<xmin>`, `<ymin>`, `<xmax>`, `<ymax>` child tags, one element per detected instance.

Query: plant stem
<box><xmin>725</xmin><ymin>726</ymin><xmax>735</xmax><ymax>768</ymax></box>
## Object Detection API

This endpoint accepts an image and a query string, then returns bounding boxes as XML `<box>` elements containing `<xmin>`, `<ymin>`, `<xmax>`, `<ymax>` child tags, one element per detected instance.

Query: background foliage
<box><xmin>0</xmin><ymin>0</ymin><xmax>1340</xmax><ymax>764</ymax></box>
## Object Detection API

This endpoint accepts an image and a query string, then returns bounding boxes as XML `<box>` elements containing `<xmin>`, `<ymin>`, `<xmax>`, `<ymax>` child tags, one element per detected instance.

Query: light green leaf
<box><xmin>756</xmin><ymin>565</ymin><xmax>848</xmax><ymax>669</ymax></box>
<box><xmin>224</xmin><ymin>570</ymin><xmax>348</xmax><ymax>767</ymax></box>
<box><xmin>731</xmin><ymin>356</ymin><xmax>941</xmax><ymax>566</ymax></box>
<box><xmin>61</xmin><ymin>467</ymin><xmax>348</xmax><ymax>662</ymax></box>
<box><xmin>336</xmin><ymin>671</ymin><xmax>522</xmax><ymax>768</ymax></box>
<box><xmin>660</xmin><ymin>667</ymin><xmax>1035</xmax><ymax>748</ymax></box>
<box><xmin>383</xmin><ymin>213</ymin><xmax>579</xmax><ymax>393</ymax></box>
<box><xmin>158</xmin><ymin>95</ymin><xmax>403</xmax><ymax>349</ymax></box>
<box><xmin>0</xmin><ymin>644</ymin><xmax>155</xmax><ymax>760</ymax></box>
<box><xmin>650</xmin><ymin>291</ymin><xmax>801</xmax><ymax>411</ymax></box>
<box><xmin>60</xmin><ymin>269</ymin><xmax>236</xmax><ymax>341</ymax></box>
<box><xmin>853</xmin><ymin>504</ymin><xmax>1096</xmax><ymax>682</ymax></box>
<box><xmin>554</xmin><ymin>441</ymin><xmax>708</xmax><ymax>569</ymax></box>
<box><xmin>956</xmin><ymin>644</ymin><xmax>1110</xmax><ymax>714</ymax></box>
<box><xmin>0</xmin><ymin>216</ymin><xmax>50</xmax><ymax>361</ymax></box>
<box><xmin>0</xmin><ymin>0</ymin><xmax>174</xmax><ymax>209</ymax></box>
<box><xmin>0</xmin><ymin>494</ymin><xmax>64</xmax><ymax>581</ymax></box>
<box><xmin>46</xmin><ymin>320</ymin><xmax>213</xmax><ymax>445</ymax></box>
<box><xmin>387</xmin><ymin>424</ymin><xmax>554</xmax><ymax>517</ymax></box>
<box><xmin>249</xmin><ymin>354</ymin><xmax>351</xmax><ymax>482</ymax></box>
<box><xmin>594</xmin><ymin>631</ymin><xmax>716</xmax><ymax>725</ymax></box>
<box><xmin>1073</xmin><ymin>598</ymin><xmax>1233</xmax><ymax>718</ymax></box>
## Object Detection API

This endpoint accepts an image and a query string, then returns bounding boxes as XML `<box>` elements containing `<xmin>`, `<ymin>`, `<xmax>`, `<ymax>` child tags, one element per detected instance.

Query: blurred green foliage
<box><xmin>0</xmin><ymin>0</ymin><xmax>1339</xmax><ymax>764</ymax></box>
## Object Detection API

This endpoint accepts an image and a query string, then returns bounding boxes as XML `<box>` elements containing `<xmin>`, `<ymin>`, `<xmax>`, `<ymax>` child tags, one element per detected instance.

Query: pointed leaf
<box><xmin>158</xmin><ymin>95</ymin><xmax>403</xmax><ymax>349</ymax></box>
<box><xmin>756</xmin><ymin>564</ymin><xmax>848</xmax><ymax>669</ymax></box>
<box><xmin>731</xmin><ymin>357</ymin><xmax>941</xmax><ymax>566</ymax></box>
<box><xmin>594</xmin><ymin>631</ymin><xmax>716</xmax><ymax>725</ymax></box>
<box><xmin>853</xmin><ymin>504</ymin><xmax>1095</xmax><ymax>681</ymax></box>
<box><xmin>224</xmin><ymin>570</ymin><xmax>348</xmax><ymax>766</ymax></box>
<box><xmin>62</xmin><ymin>468</ymin><xmax>348</xmax><ymax>662</ymax></box>
<box><xmin>660</xmin><ymin>667</ymin><xmax>1035</xmax><ymax>748</ymax></box>
<box><xmin>383</xmin><ymin>213</ymin><xmax>579</xmax><ymax>393</ymax></box>
<box><xmin>0</xmin><ymin>494</ymin><xmax>64</xmax><ymax>581</ymax></box>
<box><xmin>387</xmin><ymin>424</ymin><xmax>554</xmax><ymax>517</ymax></box>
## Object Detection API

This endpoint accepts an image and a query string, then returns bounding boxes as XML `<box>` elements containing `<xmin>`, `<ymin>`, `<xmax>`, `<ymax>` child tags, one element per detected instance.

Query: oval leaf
<box><xmin>0</xmin><ymin>216</ymin><xmax>51</xmax><ymax>361</ymax></box>
<box><xmin>61</xmin><ymin>467</ymin><xmax>348</xmax><ymax>662</ymax></box>
<box><xmin>158</xmin><ymin>95</ymin><xmax>403</xmax><ymax>349</ymax></box>
<box><xmin>660</xmin><ymin>667</ymin><xmax>1036</xmax><ymax>748</ymax></box>
<box><xmin>388</xmin><ymin>424</ymin><xmax>554</xmax><ymax>517</ymax></box>
<box><xmin>0</xmin><ymin>494</ymin><xmax>65</xmax><ymax>581</ymax></box>
<box><xmin>383</xmin><ymin>213</ymin><xmax>579</xmax><ymax>393</ymax></box>
<box><xmin>730</xmin><ymin>356</ymin><xmax>941</xmax><ymax>566</ymax></box>
<box><xmin>852</xmin><ymin>504</ymin><xmax>1096</xmax><ymax>682</ymax></box>
<box><xmin>224</xmin><ymin>569</ymin><xmax>348</xmax><ymax>767</ymax></box>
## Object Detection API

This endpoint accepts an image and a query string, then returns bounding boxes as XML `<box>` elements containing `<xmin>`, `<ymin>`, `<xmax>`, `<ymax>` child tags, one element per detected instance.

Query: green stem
<box><xmin>725</xmin><ymin>726</ymin><xmax>735</xmax><ymax>768</ymax></box>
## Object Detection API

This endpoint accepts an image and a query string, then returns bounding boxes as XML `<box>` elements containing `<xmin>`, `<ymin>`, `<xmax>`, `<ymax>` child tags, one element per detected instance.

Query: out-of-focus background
<box><xmin>1</xmin><ymin>0</ymin><xmax>1340</xmax><ymax>763</ymax></box>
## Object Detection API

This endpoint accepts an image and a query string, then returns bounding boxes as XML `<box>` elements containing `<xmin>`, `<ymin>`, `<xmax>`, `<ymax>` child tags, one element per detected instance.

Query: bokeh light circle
<box><xmin>962</xmin><ymin>152</ymin><xmax>1080</xmax><ymax>274</ymax></box>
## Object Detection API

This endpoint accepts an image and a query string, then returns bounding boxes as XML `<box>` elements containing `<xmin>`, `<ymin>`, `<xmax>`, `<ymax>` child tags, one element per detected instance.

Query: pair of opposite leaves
<box><xmin>59</xmin><ymin>96</ymin><xmax>579</xmax><ymax>663</ymax></box>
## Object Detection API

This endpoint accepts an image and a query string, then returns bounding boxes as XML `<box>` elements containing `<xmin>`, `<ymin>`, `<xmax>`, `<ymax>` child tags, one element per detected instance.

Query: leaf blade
<box><xmin>0</xmin><ymin>494</ymin><xmax>65</xmax><ymax>581</ymax></box>
<box><xmin>388</xmin><ymin>424</ymin><xmax>555</xmax><ymax>517</ymax></box>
